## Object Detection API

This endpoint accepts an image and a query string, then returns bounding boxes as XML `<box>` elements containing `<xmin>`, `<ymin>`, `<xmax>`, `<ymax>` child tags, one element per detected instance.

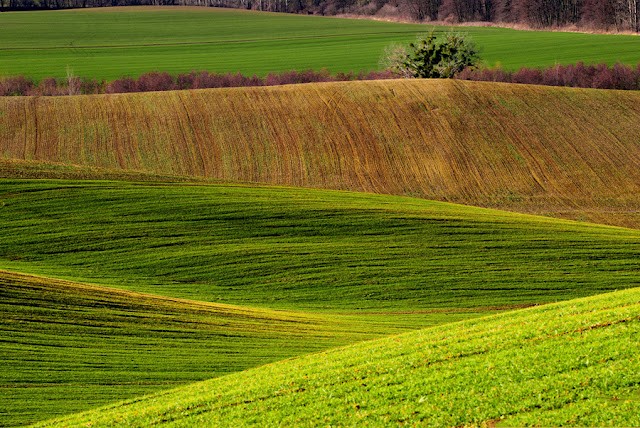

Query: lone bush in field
<box><xmin>386</xmin><ymin>31</ymin><xmax>480</xmax><ymax>79</ymax></box>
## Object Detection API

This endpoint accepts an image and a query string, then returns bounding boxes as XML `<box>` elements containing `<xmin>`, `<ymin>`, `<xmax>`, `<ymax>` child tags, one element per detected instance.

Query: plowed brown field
<box><xmin>2</xmin><ymin>79</ymin><xmax>639</xmax><ymax>228</ymax></box>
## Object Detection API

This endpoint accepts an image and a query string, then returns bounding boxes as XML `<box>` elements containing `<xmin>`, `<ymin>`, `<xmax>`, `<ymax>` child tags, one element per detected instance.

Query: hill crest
<box><xmin>1</xmin><ymin>79</ymin><xmax>639</xmax><ymax>228</ymax></box>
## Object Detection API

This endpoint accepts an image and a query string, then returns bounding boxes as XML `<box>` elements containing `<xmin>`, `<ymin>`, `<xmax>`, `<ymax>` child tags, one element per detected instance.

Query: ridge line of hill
<box><xmin>2</xmin><ymin>79</ymin><xmax>639</xmax><ymax>228</ymax></box>
<box><xmin>0</xmin><ymin>268</ymin><xmax>302</xmax><ymax>317</ymax></box>
<box><xmin>34</xmin><ymin>286</ymin><xmax>640</xmax><ymax>427</ymax></box>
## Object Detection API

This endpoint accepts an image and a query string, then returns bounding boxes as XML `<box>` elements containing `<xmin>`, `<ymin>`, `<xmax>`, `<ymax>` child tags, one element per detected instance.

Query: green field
<box><xmin>0</xmin><ymin>270</ymin><xmax>384</xmax><ymax>426</ymax></box>
<box><xmin>1</xmin><ymin>180</ymin><xmax>638</xmax><ymax>313</ymax></box>
<box><xmin>1</xmin><ymin>178</ymin><xmax>639</xmax><ymax>426</ymax></box>
<box><xmin>36</xmin><ymin>287</ymin><xmax>640</xmax><ymax>427</ymax></box>
<box><xmin>1</xmin><ymin>7</ymin><xmax>639</xmax><ymax>80</ymax></box>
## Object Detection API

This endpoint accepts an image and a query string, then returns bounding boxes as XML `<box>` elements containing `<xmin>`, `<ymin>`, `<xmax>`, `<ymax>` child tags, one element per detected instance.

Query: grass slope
<box><xmin>0</xmin><ymin>270</ymin><xmax>383</xmax><ymax>427</ymax></box>
<box><xmin>36</xmin><ymin>287</ymin><xmax>640</xmax><ymax>427</ymax></box>
<box><xmin>2</xmin><ymin>79</ymin><xmax>640</xmax><ymax>228</ymax></box>
<box><xmin>1</xmin><ymin>180</ymin><xmax>638</xmax><ymax>313</ymax></box>
<box><xmin>1</xmin><ymin>7</ymin><xmax>639</xmax><ymax>80</ymax></box>
<box><xmin>0</xmin><ymin>158</ymin><xmax>210</xmax><ymax>182</ymax></box>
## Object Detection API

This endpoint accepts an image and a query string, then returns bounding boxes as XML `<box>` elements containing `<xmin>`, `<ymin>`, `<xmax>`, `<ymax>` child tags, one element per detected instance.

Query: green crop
<box><xmin>36</xmin><ymin>287</ymin><xmax>640</xmax><ymax>427</ymax></box>
<box><xmin>0</xmin><ymin>270</ymin><xmax>386</xmax><ymax>426</ymax></box>
<box><xmin>0</xmin><ymin>7</ymin><xmax>639</xmax><ymax>80</ymax></box>
<box><xmin>1</xmin><ymin>179</ymin><xmax>637</xmax><ymax>312</ymax></box>
<box><xmin>1</xmin><ymin>179</ymin><xmax>639</xmax><ymax>425</ymax></box>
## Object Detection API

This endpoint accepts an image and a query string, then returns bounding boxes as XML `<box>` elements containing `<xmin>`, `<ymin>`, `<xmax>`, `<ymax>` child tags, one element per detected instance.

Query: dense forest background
<box><xmin>1</xmin><ymin>0</ymin><xmax>638</xmax><ymax>33</ymax></box>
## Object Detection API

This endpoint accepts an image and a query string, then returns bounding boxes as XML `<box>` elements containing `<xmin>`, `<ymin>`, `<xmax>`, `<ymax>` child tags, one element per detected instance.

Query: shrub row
<box><xmin>3</xmin><ymin>63</ymin><xmax>640</xmax><ymax>96</ymax></box>
<box><xmin>457</xmin><ymin>62</ymin><xmax>640</xmax><ymax>90</ymax></box>
<box><xmin>0</xmin><ymin>70</ymin><xmax>395</xmax><ymax>97</ymax></box>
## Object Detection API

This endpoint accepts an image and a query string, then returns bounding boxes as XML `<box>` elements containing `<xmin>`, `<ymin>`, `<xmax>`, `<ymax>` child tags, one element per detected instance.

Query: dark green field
<box><xmin>1</xmin><ymin>180</ymin><xmax>638</xmax><ymax>312</ymax></box>
<box><xmin>0</xmin><ymin>271</ymin><xmax>383</xmax><ymax>426</ymax></box>
<box><xmin>1</xmin><ymin>178</ymin><xmax>639</xmax><ymax>425</ymax></box>
<box><xmin>1</xmin><ymin>7</ymin><xmax>639</xmax><ymax>79</ymax></box>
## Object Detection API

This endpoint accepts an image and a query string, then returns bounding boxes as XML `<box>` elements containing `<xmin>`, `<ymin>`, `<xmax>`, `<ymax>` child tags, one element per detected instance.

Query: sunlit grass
<box><xmin>1</xmin><ymin>7</ymin><xmax>639</xmax><ymax>79</ymax></box>
<box><xmin>2</xmin><ymin>179</ymin><xmax>639</xmax><ymax>425</ymax></box>
<box><xmin>36</xmin><ymin>287</ymin><xmax>640</xmax><ymax>427</ymax></box>
<box><xmin>0</xmin><ymin>270</ymin><xmax>388</xmax><ymax>426</ymax></box>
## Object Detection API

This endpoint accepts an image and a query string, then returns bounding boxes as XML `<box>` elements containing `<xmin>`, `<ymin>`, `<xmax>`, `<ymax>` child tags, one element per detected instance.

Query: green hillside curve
<box><xmin>1</xmin><ymin>179</ymin><xmax>638</xmax><ymax>312</ymax></box>
<box><xmin>36</xmin><ymin>287</ymin><xmax>640</xmax><ymax>427</ymax></box>
<box><xmin>2</xmin><ymin>80</ymin><xmax>640</xmax><ymax>228</ymax></box>
<box><xmin>0</xmin><ymin>270</ymin><xmax>381</xmax><ymax>426</ymax></box>
<box><xmin>2</xmin><ymin>179</ymin><xmax>639</xmax><ymax>425</ymax></box>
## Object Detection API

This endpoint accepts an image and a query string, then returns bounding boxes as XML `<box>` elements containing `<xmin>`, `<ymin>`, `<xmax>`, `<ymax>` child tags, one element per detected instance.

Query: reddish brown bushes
<box><xmin>457</xmin><ymin>62</ymin><xmax>640</xmax><ymax>90</ymax></box>
<box><xmin>175</xmin><ymin>72</ymin><xmax>262</xmax><ymax>90</ymax></box>
<box><xmin>0</xmin><ymin>69</ymin><xmax>397</xmax><ymax>97</ymax></box>
<box><xmin>3</xmin><ymin>64</ymin><xmax>638</xmax><ymax>97</ymax></box>
<box><xmin>0</xmin><ymin>76</ymin><xmax>35</xmax><ymax>96</ymax></box>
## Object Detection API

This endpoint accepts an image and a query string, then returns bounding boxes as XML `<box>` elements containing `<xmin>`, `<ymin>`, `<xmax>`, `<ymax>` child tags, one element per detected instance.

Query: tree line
<box><xmin>1</xmin><ymin>0</ymin><xmax>638</xmax><ymax>33</ymax></box>
<box><xmin>425</xmin><ymin>0</ymin><xmax>639</xmax><ymax>32</ymax></box>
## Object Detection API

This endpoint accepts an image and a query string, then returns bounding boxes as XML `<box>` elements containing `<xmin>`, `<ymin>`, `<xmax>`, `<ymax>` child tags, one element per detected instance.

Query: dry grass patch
<box><xmin>2</xmin><ymin>80</ymin><xmax>639</xmax><ymax>227</ymax></box>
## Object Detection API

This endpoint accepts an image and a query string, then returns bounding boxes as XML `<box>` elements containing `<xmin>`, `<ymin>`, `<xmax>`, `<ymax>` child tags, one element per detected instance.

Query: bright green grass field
<box><xmin>0</xmin><ymin>270</ymin><xmax>383</xmax><ymax>427</ymax></box>
<box><xmin>36</xmin><ymin>287</ymin><xmax>640</xmax><ymax>427</ymax></box>
<box><xmin>2</xmin><ymin>179</ymin><xmax>639</xmax><ymax>426</ymax></box>
<box><xmin>1</xmin><ymin>7</ymin><xmax>639</xmax><ymax>80</ymax></box>
<box><xmin>0</xmin><ymin>179</ymin><xmax>638</xmax><ymax>313</ymax></box>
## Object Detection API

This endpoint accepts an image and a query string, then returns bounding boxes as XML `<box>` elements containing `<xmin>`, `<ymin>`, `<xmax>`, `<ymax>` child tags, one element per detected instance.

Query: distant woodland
<box><xmin>1</xmin><ymin>0</ymin><xmax>638</xmax><ymax>33</ymax></box>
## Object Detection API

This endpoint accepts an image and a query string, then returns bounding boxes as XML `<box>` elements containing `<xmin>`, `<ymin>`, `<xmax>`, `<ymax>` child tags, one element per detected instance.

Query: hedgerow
<box><xmin>2</xmin><ymin>63</ymin><xmax>639</xmax><ymax>96</ymax></box>
<box><xmin>457</xmin><ymin>62</ymin><xmax>640</xmax><ymax>90</ymax></box>
<box><xmin>0</xmin><ymin>69</ymin><xmax>396</xmax><ymax>96</ymax></box>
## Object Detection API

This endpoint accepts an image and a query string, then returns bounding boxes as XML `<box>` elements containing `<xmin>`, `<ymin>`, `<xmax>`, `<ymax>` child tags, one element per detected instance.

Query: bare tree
<box><xmin>404</xmin><ymin>0</ymin><xmax>441</xmax><ymax>21</ymax></box>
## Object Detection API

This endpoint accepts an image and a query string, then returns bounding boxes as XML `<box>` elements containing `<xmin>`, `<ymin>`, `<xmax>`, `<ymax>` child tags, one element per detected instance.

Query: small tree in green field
<box><xmin>384</xmin><ymin>31</ymin><xmax>480</xmax><ymax>79</ymax></box>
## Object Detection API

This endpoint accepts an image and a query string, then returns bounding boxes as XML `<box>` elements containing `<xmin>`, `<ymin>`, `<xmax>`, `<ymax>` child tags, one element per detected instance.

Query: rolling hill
<box><xmin>1</xmin><ymin>180</ymin><xmax>638</xmax><ymax>313</ymax></box>
<box><xmin>0</xmin><ymin>269</ymin><xmax>386</xmax><ymax>426</ymax></box>
<box><xmin>2</xmin><ymin>79</ymin><xmax>639</xmax><ymax>228</ymax></box>
<box><xmin>0</xmin><ymin>177</ymin><xmax>640</xmax><ymax>425</ymax></box>
<box><xmin>1</xmin><ymin>179</ymin><xmax>638</xmax><ymax>424</ymax></box>
<box><xmin>3</xmin><ymin>77</ymin><xmax>640</xmax><ymax>426</ymax></box>
<box><xmin>34</xmin><ymin>287</ymin><xmax>640</xmax><ymax>427</ymax></box>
